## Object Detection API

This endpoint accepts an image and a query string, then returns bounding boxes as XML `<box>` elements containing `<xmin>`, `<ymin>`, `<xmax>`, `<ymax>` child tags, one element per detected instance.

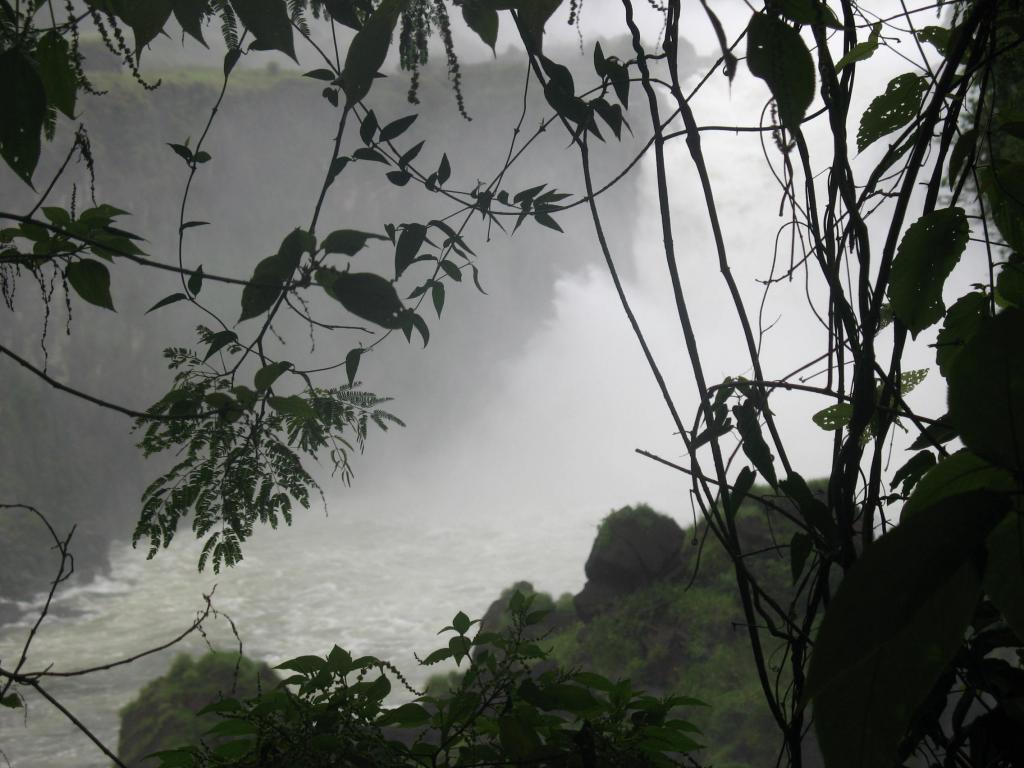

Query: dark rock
<box><xmin>574</xmin><ymin>504</ymin><xmax>686</xmax><ymax>621</ymax></box>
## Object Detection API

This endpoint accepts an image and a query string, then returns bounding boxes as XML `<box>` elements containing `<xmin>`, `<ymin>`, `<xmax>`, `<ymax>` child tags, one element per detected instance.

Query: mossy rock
<box><xmin>117</xmin><ymin>652</ymin><xmax>280</xmax><ymax>767</ymax></box>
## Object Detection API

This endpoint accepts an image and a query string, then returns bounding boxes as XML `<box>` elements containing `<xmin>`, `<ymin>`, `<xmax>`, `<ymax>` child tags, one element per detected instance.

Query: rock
<box><xmin>574</xmin><ymin>504</ymin><xmax>686</xmax><ymax>621</ymax></box>
<box><xmin>117</xmin><ymin>652</ymin><xmax>279</xmax><ymax>767</ymax></box>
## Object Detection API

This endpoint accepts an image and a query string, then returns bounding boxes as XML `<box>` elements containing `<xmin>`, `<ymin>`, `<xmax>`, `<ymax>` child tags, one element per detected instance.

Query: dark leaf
<box><xmin>886</xmin><ymin>207</ymin><xmax>969</xmax><ymax>337</ymax></box>
<box><xmin>399</xmin><ymin>140</ymin><xmax>424</xmax><ymax>167</ymax></box>
<box><xmin>193</xmin><ymin>150</ymin><xmax>211</xmax><ymax>164</ymax></box>
<box><xmin>146</xmin><ymin>292</ymin><xmax>188</xmax><ymax>313</ymax></box>
<box><xmin>345</xmin><ymin>348</ymin><xmax>363</xmax><ymax>386</ymax></box>
<box><xmin>948</xmin><ymin>128</ymin><xmax>977</xmax><ymax>189</ymax></box>
<box><xmin>533</xmin><ymin>211</ymin><xmax>563</xmax><ymax>232</ymax></box>
<box><xmin>790</xmin><ymin>532</ymin><xmax>812</xmax><ymax>584</ymax></box>
<box><xmin>239</xmin><ymin>229</ymin><xmax>310</xmax><ymax>321</ymax></box>
<box><xmin>173</xmin><ymin>0</ymin><xmax>208</xmax><ymax>45</ymax></box>
<box><xmin>255</xmin><ymin>361</ymin><xmax>291</xmax><ymax>391</ymax></box>
<box><xmin>303</xmin><ymin>68</ymin><xmax>337</xmax><ymax>81</ymax></box>
<box><xmin>167</xmin><ymin>142</ymin><xmax>193</xmax><ymax>163</ymax></box>
<box><xmin>35</xmin><ymin>32</ymin><xmax>77</xmax><ymax>118</ymax></box>
<box><xmin>733</xmin><ymin>399</ymin><xmax>778</xmax><ymax>487</ymax></box>
<box><xmin>947</xmin><ymin>309</ymin><xmax>1024</xmax><ymax>473</ymax></box>
<box><xmin>395</xmin><ymin>223</ymin><xmax>427</xmax><ymax>278</ymax></box>
<box><xmin>780</xmin><ymin>472</ymin><xmax>836</xmax><ymax>544</ymax></box>
<box><xmin>936</xmin><ymin>291</ymin><xmax>988</xmax><ymax>377</ymax></box>
<box><xmin>269</xmin><ymin>395</ymin><xmax>317</xmax><ymax>419</ymax></box>
<box><xmin>180</xmin><ymin>220</ymin><xmax>210</xmax><ymax>231</ymax></box>
<box><xmin>322</xmin><ymin>229</ymin><xmax>385</xmax><ymax>256</ymax></box>
<box><xmin>431</xmin><ymin>281</ymin><xmax>444</xmax><ymax>317</ymax></box>
<box><xmin>437</xmin><ymin>153</ymin><xmax>451</xmax><ymax>184</ymax></box>
<box><xmin>891</xmin><ymin>450</ymin><xmax>936</xmax><ymax>495</ymax></box>
<box><xmin>340</xmin><ymin>0</ymin><xmax>404</xmax><ymax>103</ymax></box>
<box><xmin>379</xmin><ymin>114</ymin><xmax>417</xmax><ymax>142</ymax></box>
<box><xmin>984</xmin><ymin>514</ymin><xmax>1024</xmax><ymax>640</ymax></box>
<box><xmin>319</xmin><ymin>269</ymin><xmax>405</xmax><ymax>328</ymax></box>
<box><xmin>66</xmin><ymin>259</ymin><xmax>115</xmax><ymax>310</ymax></box>
<box><xmin>902</xmin><ymin>450</ymin><xmax>1016</xmax><ymax>520</ymax></box>
<box><xmin>835</xmin><ymin>23</ymin><xmax>881</xmax><ymax>71</ymax></box>
<box><xmin>462</xmin><ymin>1</ymin><xmax>498</xmax><ymax>52</ymax></box>
<box><xmin>359</xmin><ymin>110</ymin><xmax>378</xmax><ymax>144</ymax></box>
<box><xmin>807</xmin><ymin>492</ymin><xmax>1007</xmax><ymax>768</ymax></box>
<box><xmin>776</xmin><ymin>0</ymin><xmax>842</xmax><ymax>29</ymax></box>
<box><xmin>1</xmin><ymin>693</ymin><xmax>22</xmax><ymax>709</ymax></box>
<box><xmin>0</xmin><ymin>49</ymin><xmax>47</xmax><ymax>185</ymax></box>
<box><xmin>203</xmin><ymin>330</ymin><xmax>238</xmax><ymax>361</ymax></box>
<box><xmin>386</xmin><ymin>170</ymin><xmax>411</xmax><ymax>186</ymax></box>
<box><xmin>228</xmin><ymin>0</ymin><xmax>296</xmax><ymax>59</ymax></box>
<box><xmin>439</xmin><ymin>260</ymin><xmax>461</xmax><ymax>282</ymax></box>
<box><xmin>857</xmin><ymin>73</ymin><xmax>927</xmax><ymax>152</ymax></box>
<box><xmin>188</xmin><ymin>265</ymin><xmax>204</xmax><ymax>296</ymax></box>
<box><xmin>725</xmin><ymin>466</ymin><xmax>756</xmax><ymax>523</ymax></box>
<box><xmin>517</xmin><ymin>0</ymin><xmax>560</xmax><ymax>53</ymax></box>
<box><xmin>223</xmin><ymin>48</ymin><xmax>242</xmax><ymax>76</ymax></box>
<box><xmin>353</xmin><ymin>147</ymin><xmax>387</xmax><ymax>163</ymax></box>
<box><xmin>746</xmin><ymin>12</ymin><xmax>815</xmax><ymax>133</ymax></box>
<box><xmin>115</xmin><ymin>0</ymin><xmax>174</xmax><ymax>53</ymax></box>
<box><xmin>377</xmin><ymin>702</ymin><xmax>430</xmax><ymax>727</ymax></box>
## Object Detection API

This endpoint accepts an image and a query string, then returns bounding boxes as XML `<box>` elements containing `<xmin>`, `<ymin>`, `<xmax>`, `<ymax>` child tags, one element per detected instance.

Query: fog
<box><xmin>0</xmin><ymin>1</ymin><xmax>988</xmax><ymax>764</ymax></box>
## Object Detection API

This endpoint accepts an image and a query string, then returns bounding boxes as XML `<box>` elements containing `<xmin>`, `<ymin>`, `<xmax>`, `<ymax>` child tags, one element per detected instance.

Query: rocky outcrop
<box><xmin>117</xmin><ymin>652</ymin><xmax>280</xmax><ymax>767</ymax></box>
<box><xmin>574</xmin><ymin>504</ymin><xmax>687</xmax><ymax>621</ymax></box>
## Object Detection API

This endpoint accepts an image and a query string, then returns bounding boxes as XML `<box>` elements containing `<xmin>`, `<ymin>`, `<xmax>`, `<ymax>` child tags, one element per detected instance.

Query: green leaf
<box><xmin>395</xmin><ymin>223</ymin><xmax>427</xmax><ymax>278</ymax></box>
<box><xmin>203</xmin><ymin>330</ymin><xmax>238</xmax><ymax>361</ymax></box>
<box><xmin>498</xmin><ymin>715</ymin><xmax>541</xmax><ymax>761</ymax></box>
<box><xmin>399</xmin><ymin>140</ymin><xmax>424</xmax><ymax>167</ymax></box>
<box><xmin>916</xmin><ymin>25</ymin><xmax>950</xmax><ymax>54</ymax></box>
<box><xmin>732</xmin><ymin>400</ymin><xmax>778</xmax><ymax>487</ymax></box>
<box><xmin>903</xmin><ymin>450</ymin><xmax>1016</xmax><ymax>520</ymax></box>
<box><xmin>948</xmin><ymin>128</ymin><xmax>977</xmax><ymax>189</ymax></box>
<box><xmin>439</xmin><ymin>260</ymin><xmax>461</xmax><ymax>282</ymax></box>
<box><xmin>857</xmin><ymin>73</ymin><xmax>927</xmax><ymax>152</ymax></box>
<box><xmin>35</xmin><ymin>32</ymin><xmax>78</xmax><ymax>118</ymax></box>
<box><xmin>780</xmin><ymin>472</ymin><xmax>837</xmax><ymax>544</ymax></box>
<box><xmin>303</xmin><ymin>68</ymin><xmax>337</xmax><ymax>81</ymax></box>
<box><xmin>746</xmin><ymin>12</ymin><xmax>815</xmax><ymax>133</ymax></box>
<box><xmin>228</xmin><ymin>0</ymin><xmax>296</xmax><ymax>59</ymax></box>
<box><xmin>1</xmin><ymin>693</ymin><xmax>21</xmax><ymax>709</ymax></box>
<box><xmin>322</xmin><ymin>229</ymin><xmax>385</xmax><ymax>256</ymax></box>
<box><xmin>340</xmin><ymin>0</ymin><xmax>406</xmax><ymax>103</ymax></box>
<box><xmin>353</xmin><ymin>147</ymin><xmax>387</xmax><ymax>163</ymax></box>
<box><xmin>146</xmin><ymin>292</ymin><xmax>189</xmax><ymax>313</ymax></box>
<box><xmin>725</xmin><ymin>466</ymin><xmax>756</xmax><ymax>523</ymax></box>
<box><xmin>269</xmin><ymin>395</ymin><xmax>317</xmax><ymax>419</ymax></box>
<box><xmin>806</xmin><ymin>491</ymin><xmax>1007</xmax><ymax>768</ymax></box>
<box><xmin>775</xmin><ymin>0</ymin><xmax>842</xmax><ymax>29</ymax></box>
<box><xmin>359</xmin><ymin>110</ymin><xmax>378</xmax><ymax>144</ymax></box>
<box><xmin>984</xmin><ymin>513</ymin><xmax>1024</xmax><ymax>639</ymax></box>
<box><xmin>327</xmin><ymin>156</ymin><xmax>350</xmax><ymax>186</ymax></box>
<box><xmin>462</xmin><ymin>1</ymin><xmax>498</xmax><ymax>52</ymax></box>
<box><xmin>431</xmin><ymin>281</ymin><xmax>445</xmax><ymax>317</ymax></box>
<box><xmin>997</xmin><ymin>254</ymin><xmax>1024</xmax><ymax>309</ymax></box>
<box><xmin>318</xmin><ymin>269</ymin><xmax>405</xmax><ymax>328</ymax></box>
<box><xmin>66</xmin><ymin>259</ymin><xmax>115</xmax><ymax>310</ymax></box>
<box><xmin>0</xmin><ymin>49</ymin><xmax>47</xmax><ymax>186</ymax></box>
<box><xmin>168</xmin><ymin>142</ymin><xmax>194</xmax><ymax>163</ymax></box>
<box><xmin>517</xmin><ymin>0</ymin><xmax>561</xmax><ymax>53</ymax></box>
<box><xmin>947</xmin><ymin>308</ymin><xmax>1024</xmax><ymax>473</ymax></box>
<box><xmin>255</xmin><ymin>361</ymin><xmax>291</xmax><ymax>390</ymax></box>
<box><xmin>890</xmin><ymin>450</ymin><xmax>936</xmax><ymax>495</ymax></box>
<box><xmin>452</xmin><ymin>611</ymin><xmax>472</xmax><ymax>634</ymax></box>
<box><xmin>224</xmin><ymin>47</ymin><xmax>242</xmax><ymax>76</ymax></box>
<box><xmin>835</xmin><ymin>23</ymin><xmax>881</xmax><ymax>71</ymax></box>
<box><xmin>386</xmin><ymin>170</ymin><xmax>411</xmax><ymax>186</ymax></box>
<box><xmin>188</xmin><ymin>265</ymin><xmax>204</xmax><ymax>296</ymax></box>
<box><xmin>978</xmin><ymin>162</ymin><xmax>1024</xmax><ymax>253</ymax></box>
<box><xmin>379</xmin><ymin>114</ymin><xmax>417</xmax><ymax>142</ymax></box>
<box><xmin>936</xmin><ymin>291</ymin><xmax>989</xmax><ymax>377</ymax></box>
<box><xmin>421</xmin><ymin>648</ymin><xmax>452</xmax><ymax>664</ymax></box>
<box><xmin>533</xmin><ymin>211</ymin><xmax>563</xmax><ymax>232</ymax></box>
<box><xmin>886</xmin><ymin>207</ymin><xmax>969</xmax><ymax>337</ymax></box>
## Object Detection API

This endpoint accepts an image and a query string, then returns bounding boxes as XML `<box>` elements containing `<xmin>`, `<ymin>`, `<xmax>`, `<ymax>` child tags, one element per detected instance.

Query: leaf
<box><xmin>173</xmin><ymin>0</ymin><xmax>208</xmax><ymax>45</ymax></box>
<box><xmin>806</xmin><ymin>491</ymin><xmax>1007</xmax><ymax>768</ymax></box>
<box><xmin>790</xmin><ymin>532</ymin><xmax>813</xmax><ymax>584</ymax></box>
<box><xmin>452</xmin><ymin>611</ymin><xmax>472</xmax><ymax>634</ymax></box>
<box><xmin>180</xmin><ymin>220</ymin><xmax>209</xmax><ymax>231</ymax></box>
<box><xmin>353</xmin><ymin>147</ymin><xmax>387</xmax><ymax>163</ymax></box>
<box><xmin>228</xmin><ymin>0</ymin><xmax>296</xmax><ymax>59</ymax></box>
<box><xmin>947</xmin><ymin>308</ymin><xmax>1024</xmax><ymax>473</ymax></box>
<box><xmin>0</xmin><ymin>49</ymin><xmax>47</xmax><ymax>185</ymax></box>
<box><xmin>431</xmin><ymin>281</ymin><xmax>445</xmax><ymax>317</ymax></box>
<box><xmin>345</xmin><ymin>348</ymin><xmax>363</xmax><ymax>386</ymax></box>
<box><xmin>377</xmin><ymin>702</ymin><xmax>430</xmax><ymax>727</ymax></box>
<box><xmin>936</xmin><ymin>291</ymin><xmax>989</xmax><ymax>377</ymax></box>
<box><xmin>35</xmin><ymin>32</ymin><xmax>77</xmax><ymax>118</ymax></box>
<box><xmin>1</xmin><ymin>693</ymin><xmax>21</xmax><ymax>709</ymax></box>
<box><xmin>890</xmin><ymin>450</ymin><xmax>936</xmax><ymax>495</ymax></box>
<box><xmin>255</xmin><ymin>361</ymin><xmax>291</xmax><ymax>391</ymax></box>
<box><xmin>835</xmin><ymin>23</ymin><xmax>880</xmax><ymax>71</ymax></box>
<box><xmin>725</xmin><ymin>467</ymin><xmax>756</xmax><ymax>523</ymax></box>
<box><xmin>188</xmin><ymin>265</ymin><xmax>204</xmax><ymax>296</ymax></box>
<box><xmin>462</xmin><ymin>1</ymin><xmax>498</xmax><ymax>52</ymax></box>
<box><xmin>780</xmin><ymin>472</ymin><xmax>836</xmax><ymax>544</ymax></box>
<box><xmin>517</xmin><ymin>0</ymin><xmax>561</xmax><ymax>53</ymax></box>
<box><xmin>223</xmin><ymin>48</ymin><xmax>242</xmax><ymax>76</ymax></box>
<box><xmin>909</xmin><ymin>415</ymin><xmax>958</xmax><ymax>450</ymax></box>
<box><xmin>984</xmin><ymin>513</ymin><xmax>1024</xmax><ymax>640</ymax></box>
<box><xmin>146</xmin><ymin>292</ymin><xmax>189</xmax><ymax>313</ymax></box>
<box><xmin>269</xmin><ymin>395</ymin><xmax>317</xmax><ymax>419</ymax></box>
<box><xmin>386</xmin><ymin>170</ymin><xmax>411</xmax><ymax>186</ymax></box>
<box><xmin>437</xmin><ymin>153</ymin><xmax>451</xmax><ymax>185</ymax></box>
<box><xmin>379</xmin><ymin>114</ymin><xmax>417</xmax><ymax>142</ymax></box>
<box><xmin>66</xmin><ymin>259</ymin><xmax>115</xmax><ymax>310</ymax></box>
<box><xmin>304</xmin><ymin>68</ymin><xmax>336</xmax><ymax>81</ymax></box>
<box><xmin>746</xmin><ymin>12</ymin><xmax>815</xmax><ymax>133</ymax></box>
<box><xmin>421</xmin><ymin>648</ymin><xmax>452</xmax><ymax>664</ymax></box>
<box><xmin>359</xmin><ymin>110</ymin><xmax>378</xmax><ymax>144</ymax></box>
<box><xmin>319</xmin><ymin>269</ymin><xmax>405</xmax><ymax>328</ymax></box>
<box><xmin>239</xmin><ymin>228</ymin><xmax>309</xmax><ymax>321</ymax></box>
<box><xmin>916</xmin><ymin>25</ymin><xmax>950</xmax><ymax>54</ymax></box>
<box><xmin>203</xmin><ymin>330</ymin><xmax>238</xmax><ymax>361</ymax></box>
<box><xmin>948</xmin><ymin>128</ymin><xmax>977</xmax><ymax>189</ymax></box>
<box><xmin>732</xmin><ymin>400</ymin><xmax>778</xmax><ymax>487</ymax></box>
<box><xmin>533</xmin><ymin>211</ymin><xmax>563</xmax><ymax>232</ymax></box>
<box><xmin>499</xmin><ymin>715</ymin><xmax>541</xmax><ymax>761</ymax></box>
<box><xmin>399</xmin><ymin>140</ymin><xmax>424</xmax><ymax>167</ymax></box>
<box><xmin>168</xmin><ymin>142</ymin><xmax>194</xmax><ymax>163</ymax></box>
<box><xmin>193</xmin><ymin>150</ymin><xmax>211</xmax><ymax>164</ymax></box>
<box><xmin>395</xmin><ymin>223</ymin><xmax>427</xmax><ymax>278</ymax></box>
<box><xmin>439</xmin><ymin>260</ymin><xmax>461</xmax><ymax>282</ymax></box>
<box><xmin>776</xmin><ymin>0</ymin><xmax>842</xmax><ymax>29</ymax></box>
<box><xmin>886</xmin><ymin>207</ymin><xmax>969</xmax><ymax>337</ymax></box>
<box><xmin>902</xmin><ymin>450</ymin><xmax>1016</xmax><ymax>520</ymax></box>
<box><xmin>340</xmin><ymin>0</ymin><xmax>406</xmax><ymax>103</ymax></box>
<box><xmin>114</xmin><ymin>0</ymin><xmax>174</xmax><ymax>53</ymax></box>
<box><xmin>812</xmin><ymin>402</ymin><xmax>853</xmax><ymax>430</ymax></box>
<box><xmin>857</xmin><ymin>73</ymin><xmax>927</xmax><ymax>152</ymax></box>
<box><xmin>322</xmin><ymin>229</ymin><xmax>385</xmax><ymax>256</ymax></box>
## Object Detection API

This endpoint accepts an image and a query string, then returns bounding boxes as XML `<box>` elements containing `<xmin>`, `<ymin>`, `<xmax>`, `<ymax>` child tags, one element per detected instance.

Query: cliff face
<box><xmin>1</xmin><ymin>37</ymin><xmax>659</xmax><ymax>613</ymax></box>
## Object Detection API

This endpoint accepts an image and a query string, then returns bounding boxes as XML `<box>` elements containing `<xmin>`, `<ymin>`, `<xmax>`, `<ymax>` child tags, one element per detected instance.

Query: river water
<box><xmin>0</xmin><ymin>505</ymin><xmax>603</xmax><ymax>767</ymax></box>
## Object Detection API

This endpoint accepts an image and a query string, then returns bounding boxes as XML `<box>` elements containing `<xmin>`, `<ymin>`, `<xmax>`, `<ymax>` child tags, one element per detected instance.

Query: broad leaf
<box><xmin>902</xmin><ymin>450</ymin><xmax>1016</xmax><ymax>520</ymax></box>
<box><xmin>0</xmin><ymin>49</ymin><xmax>47</xmax><ymax>185</ymax></box>
<box><xmin>318</xmin><ymin>269</ymin><xmax>405</xmax><ymax>328</ymax></box>
<box><xmin>807</xmin><ymin>491</ymin><xmax>1007</xmax><ymax>768</ymax></box>
<box><xmin>462</xmin><ymin>1</ymin><xmax>498</xmax><ymax>52</ymax></box>
<box><xmin>239</xmin><ymin>229</ymin><xmax>309</xmax><ymax>321</ymax></box>
<box><xmin>886</xmin><ymin>207</ymin><xmax>969</xmax><ymax>337</ymax></box>
<box><xmin>35</xmin><ymin>32</ymin><xmax>77</xmax><ymax>117</ymax></box>
<box><xmin>395</xmin><ymin>223</ymin><xmax>426</xmax><ymax>278</ymax></box>
<box><xmin>173</xmin><ymin>0</ymin><xmax>209</xmax><ymax>44</ymax></box>
<box><xmin>228</xmin><ymin>0</ymin><xmax>296</xmax><ymax>59</ymax></box>
<box><xmin>857</xmin><ymin>73</ymin><xmax>927</xmax><ymax>152</ymax></box>
<box><xmin>340</xmin><ymin>0</ymin><xmax>406</xmax><ymax>103</ymax></box>
<box><xmin>947</xmin><ymin>308</ymin><xmax>1024</xmax><ymax>473</ymax></box>
<box><xmin>66</xmin><ymin>259</ymin><xmax>115</xmax><ymax>310</ymax></box>
<box><xmin>746</xmin><ymin>12</ymin><xmax>815</xmax><ymax>133</ymax></box>
<box><xmin>114</xmin><ymin>0</ymin><xmax>174</xmax><ymax>53</ymax></box>
<box><xmin>984</xmin><ymin>513</ymin><xmax>1024</xmax><ymax>639</ymax></box>
<box><xmin>322</xmin><ymin>229</ymin><xmax>385</xmax><ymax>256</ymax></box>
<box><xmin>775</xmin><ymin>0</ymin><xmax>842</xmax><ymax>29</ymax></box>
<box><xmin>936</xmin><ymin>291</ymin><xmax>988</xmax><ymax>376</ymax></box>
<box><xmin>733</xmin><ymin>400</ymin><xmax>778</xmax><ymax>488</ymax></box>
